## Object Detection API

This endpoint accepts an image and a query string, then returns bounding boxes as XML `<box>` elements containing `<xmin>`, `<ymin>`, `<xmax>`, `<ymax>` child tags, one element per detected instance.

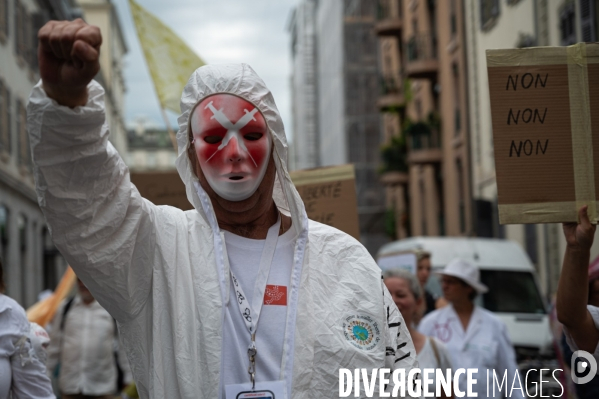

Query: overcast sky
<box><xmin>112</xmin><ymin>0</ymin><xmax>297</xmax><ymax>141</ymax></box>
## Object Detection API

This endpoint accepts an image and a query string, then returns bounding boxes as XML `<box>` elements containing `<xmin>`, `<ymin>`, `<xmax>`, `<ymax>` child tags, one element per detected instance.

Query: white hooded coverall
<box><xmin>27</xmin><ymin>64</ymin><xmax>419</xmax><ymax>399</ymax></box>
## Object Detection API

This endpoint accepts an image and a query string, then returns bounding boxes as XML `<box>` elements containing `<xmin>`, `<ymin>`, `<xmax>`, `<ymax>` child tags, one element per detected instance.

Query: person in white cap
<box><xmin>418</xmin><ymin>259</ymin><xmax>524</xmax><ymax>399</ymax></box>
<box><xmin>27</xmin><ymin>19</ymin><xmax>420</xmax><ymax>399</ymax></box>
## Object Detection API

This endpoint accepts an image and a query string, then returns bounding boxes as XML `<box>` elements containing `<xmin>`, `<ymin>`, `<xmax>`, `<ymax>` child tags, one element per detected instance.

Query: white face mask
<box><xmin>190</xmin><ymin>94</ymin><xmax>272</xmax><ymax>202</ymax></box>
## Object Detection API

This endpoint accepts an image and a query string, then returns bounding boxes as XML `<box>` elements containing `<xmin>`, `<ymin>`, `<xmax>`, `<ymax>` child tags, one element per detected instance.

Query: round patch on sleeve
<box><xmin>341</xmin><ymin>314</ymin><xmax>382</xmax><ymax>351</ymax></box>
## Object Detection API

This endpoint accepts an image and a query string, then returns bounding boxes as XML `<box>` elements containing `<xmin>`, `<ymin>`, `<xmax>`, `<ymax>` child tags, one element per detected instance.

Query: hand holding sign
<box><xmin>563</xmin><ymin>206</ymin><xmax>596</xmax><ymax>251</ymax></box>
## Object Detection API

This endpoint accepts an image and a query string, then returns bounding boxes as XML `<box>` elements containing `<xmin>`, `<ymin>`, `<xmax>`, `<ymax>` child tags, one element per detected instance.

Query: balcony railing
<box><xmin>406</xmin><ymin>116</ymin><xmax>442</xmax><ymax>153</ymax></box>
<box><xmin>380</xmin><ymin>135</ymin><xmax>409</xmax><ymax>174</ymax></box>
<box><xmin>409</xmin><ymin>128</ymin><xmax>441</xmax><ymax>151</ymax></box>
<box><xmin>376</xmin><ymin>0</ymin><xmax>402</xmax><ymax>36</ymax></box>
<box><xmin>378</xmin><ymin>73</ymin><xmax>406</xmax><ymax>110</ymax></box>
<box><xmin>380</xmin><ymin>73</ymin><xmax>402</xmax><ymax>96</ymax></box>
<box><xmin>406</xmin><ymin>32</ymin><xmax>437</xmax><ymax>64</ymax></box>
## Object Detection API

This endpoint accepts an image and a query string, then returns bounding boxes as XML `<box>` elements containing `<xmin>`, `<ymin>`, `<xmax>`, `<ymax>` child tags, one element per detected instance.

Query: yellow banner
<box><xmin>129</xmin><ymin>0</ymin><xmax>205</xmax><ymax>114</ymax></box>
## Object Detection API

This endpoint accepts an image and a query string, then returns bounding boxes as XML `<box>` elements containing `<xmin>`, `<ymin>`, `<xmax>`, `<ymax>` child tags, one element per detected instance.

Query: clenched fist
<box><xmin>38</xmin><ymin>19</ymin><xmax>102</xmax><ymax>108</ymax></box>
<box><xmin>563</xmin><ymin>205</ymin><xmax>597</xmax><ymax>252</ymax></box>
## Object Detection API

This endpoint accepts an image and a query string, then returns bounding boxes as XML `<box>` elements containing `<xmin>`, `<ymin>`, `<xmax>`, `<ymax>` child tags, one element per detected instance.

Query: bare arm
<box><xmin>556</xmin><ymin>205</ymin><xmax>599</xmax><ymax>353</ymax></box>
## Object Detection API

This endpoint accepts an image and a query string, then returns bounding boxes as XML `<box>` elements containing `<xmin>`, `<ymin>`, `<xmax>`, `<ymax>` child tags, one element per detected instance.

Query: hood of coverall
<box><xmin>175</xmin><ymin>63</ymin><xmax>306</xmax><ymax>234</ymax></box>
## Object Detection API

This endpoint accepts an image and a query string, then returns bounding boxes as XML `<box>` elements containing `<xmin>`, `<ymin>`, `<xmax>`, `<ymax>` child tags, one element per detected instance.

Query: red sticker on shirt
<box><xmin>264</xmin><ymin>285</ymin><xmax>287</xmax><ymax>306</ymax></box>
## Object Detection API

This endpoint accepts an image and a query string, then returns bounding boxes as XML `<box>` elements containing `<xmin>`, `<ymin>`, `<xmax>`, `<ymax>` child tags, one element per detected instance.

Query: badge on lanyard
<box><xmin>226</xmin><ymin>381</ymin><xmax>286</xmax><ymax>399</ymax></box>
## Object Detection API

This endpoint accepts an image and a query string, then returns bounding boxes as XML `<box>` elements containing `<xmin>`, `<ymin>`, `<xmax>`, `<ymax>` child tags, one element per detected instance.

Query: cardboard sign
<box><xmin>290</xmin><ymin>164</ymin><xmax>360</xmax><ymax>240</ymax></box>
<box><xmin>377</xmin><ymin>252</ymin><xmax>417</xmax><ymax>274</ymax></box>
<box><xmin>130</xmin><ymin>171</ymin><xmax>193</xmax><ymax>210</ymax></box>
<box><xmin>487</xmin><ymin>43</ymin><xmax>599</xmax><ymax>224</ymax></box>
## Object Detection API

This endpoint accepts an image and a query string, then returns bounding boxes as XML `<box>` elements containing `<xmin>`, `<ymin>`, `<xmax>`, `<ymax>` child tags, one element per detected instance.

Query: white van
<box><xmin>376</xmin><ymin>237</ymin><xmax>554</xmax><ymax>360</ymax></box>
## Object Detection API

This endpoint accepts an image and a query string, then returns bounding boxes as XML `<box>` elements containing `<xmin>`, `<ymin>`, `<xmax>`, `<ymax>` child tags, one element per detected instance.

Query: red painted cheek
<box><xmin>247</xmin><ymin>144</ymin><xmax>269</xmax><ymax>167</ymax></box>
<box><xmin>198</xmin><ymin>145</ymin><xmax>215</xmax><ymax>162</ymax></box>
<box><xmin>197</xmin><ymin>145</ymin><xmax>226</xmax><ymax>168</ymax></box>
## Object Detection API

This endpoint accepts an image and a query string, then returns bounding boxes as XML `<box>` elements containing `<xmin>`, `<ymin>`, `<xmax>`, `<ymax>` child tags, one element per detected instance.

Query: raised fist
<box><xmin>563</xmin><ymin>205</ymin><xmax>597</xmax><ymax>252</ymax></box>
<box><xmin>38</xmin><ymin>19</ymin><xmax>102</xmax><ymax>107</ymax></box>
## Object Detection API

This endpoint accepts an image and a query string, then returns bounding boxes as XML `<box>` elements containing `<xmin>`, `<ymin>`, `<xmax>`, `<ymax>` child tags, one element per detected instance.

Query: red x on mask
<box><xmin>190</xmin><ymin>94</ymin><xmax>272</xmax><ymax>202</ymax></box>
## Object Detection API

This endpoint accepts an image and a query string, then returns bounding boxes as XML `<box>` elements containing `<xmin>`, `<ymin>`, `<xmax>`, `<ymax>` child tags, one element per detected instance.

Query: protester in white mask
<box><xmin>28</xmin><ymin>19</ymin><xmax>420</xmax><ymax>399</ymax></box>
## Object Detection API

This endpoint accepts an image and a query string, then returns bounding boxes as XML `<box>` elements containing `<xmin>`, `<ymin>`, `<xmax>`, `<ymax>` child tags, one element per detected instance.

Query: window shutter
<box><xmin>16</xmin><ymin>98</ymin><xmax>22</xmax><ymax>165</ymax></box>
<box><xmin>480</xmin><ymin>0</ymin><xmax>500</xmax><ymax>30</ymax></box>
<box><xmin>0</xmin><ymin>80</ymin><xmax>5</xmax><ymax>153</ymax></box>
<box><xmin>0</xmin><ymin>83</ymin><xmax>11</xmax><ymax>155</ymax></box>
<box><xmin>20</xmin><ymin>2</ymin><xmax>28</xmax><ymax>61</ymax></box>
<box><xmin>14</xmin><ymin>1</ymin><xmax>21</xmax><ymax>57</ymax></box>
<box><xmin>560</xmin><ymin>3</ymin><xmax>577</xmax><ymax>45</ymax></box>
<box><xmin>0</xmin><ymin>0</ymin><xmax>8</xmax><ymax>38</ymax></box>
<box><xmin>22</xmin><ymin>101</ymin><xmax>31</xmax><ymax>170</ymax></box>
<box><xmin>31</xmin><ymin>11</ymin><xmax>49</xmax><ymax>70</ymax></box>
<box><xmin>580</xmin><ymin>0</ymin><xmax>596</xmax><ymax>42</ymax></box>
<box><xmin>6</xmin><ymin>87</ymin><xmax>10</xmax><ymax>155</ymax></box>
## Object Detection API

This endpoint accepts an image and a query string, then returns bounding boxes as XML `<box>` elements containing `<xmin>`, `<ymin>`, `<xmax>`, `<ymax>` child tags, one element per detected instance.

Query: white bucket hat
<box><xmin>438</xmin><ymin>258</ymin><xmax>488</xmax><ymax>294</ymax></box>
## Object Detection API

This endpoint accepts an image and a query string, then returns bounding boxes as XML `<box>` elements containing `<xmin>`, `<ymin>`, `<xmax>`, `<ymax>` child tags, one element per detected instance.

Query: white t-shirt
<box><xmin>417</xmin><ymin>337</ymin><xmax>453</xmax><ymax>397</ymax></box>
<box><xmin>222</xmin><ymin>226</ymin><xmax>296</xmax><ymax>395</ymax></box>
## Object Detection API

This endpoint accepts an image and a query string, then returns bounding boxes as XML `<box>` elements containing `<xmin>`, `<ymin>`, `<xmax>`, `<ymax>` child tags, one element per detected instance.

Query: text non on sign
<box><xmin>487</xmin><ymin>43</ymin><xmax>599</xmax><ymax>224</ymax></box>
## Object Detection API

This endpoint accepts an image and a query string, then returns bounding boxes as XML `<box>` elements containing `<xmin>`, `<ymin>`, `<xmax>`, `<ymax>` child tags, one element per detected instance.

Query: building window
<box><xmin>560</xmin><ymin>3</ymin><xmax>577</xmax><ymax>45</ymax></box>
<box><xmin>450</xmin><ymin>0</ymin><xmax>457</xmax><ymax>35</ymax></box>
<box><xmin>16</xmin><ymin>99</ymin><xmax>30</xmax><ymax>171</ymax></box>
<box><xmin>344</xmin><ymin>0</ymin><xmax>375</xmax><ymax>18</ymax></box>
<box><xmin>18</xmin><ymin>214</ymin><xmax>26</xmax><ymax>251</ymax></box>
<box><xmin>453</xmin><ymin>63</ymin><xmax>461</xmax><ymax>135</ymax></box>
<box><xmin>0</xmin><ymin>80</ymin><xmax>10</xmax><ymax>155</ymax></box>
<box><xmin>456</xmin><ymin>158</ymin><xmax>465</xmax><ymax>233</ymax></box>
<box><xmin>580</xmin><ymin>0</ymin><xmax>597</xmax><ymax>42</ymax></box>
<box><xmin>480</xmin><ymin>0</ymin><xmax>500</xmax><ymax>31</ymax></box>
<box><xmin>0</xmin><ymin>205</ymin><xmax>8</xmax><ymax>262</ymax></box>
<box><xmin>0</xmin><ymin>0</ymin><xmax>8</xmax><ymax>41</ymax></box>
<box><xmin>15</xmin><ymin>0</ymin><xmax>25</xmax><ymax>59</ymax></box>
<box><xmin>14</xmin><ymin>0</ymin><xmax>33</xmax><ymax>67</ymax></box>
<box><xmin>0</xmin><ymin>205</ymin><xmax>7</xmax><ymax>295</ymax></box>
<box><xmin>18</xmin><ymin>214</ymin><xmax>27</xmax><ymax>304</ymax></box>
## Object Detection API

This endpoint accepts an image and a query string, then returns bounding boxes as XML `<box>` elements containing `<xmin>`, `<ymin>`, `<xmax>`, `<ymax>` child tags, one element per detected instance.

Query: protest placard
<box><xmin>289</xmin><ymin>164</ymin><xmax>360</xmax><ymax>240</ymax></box>
<box><xmin>487</xmin><ymin>43</ymin><xmax>599</xmax><ymax>224</ymax></box>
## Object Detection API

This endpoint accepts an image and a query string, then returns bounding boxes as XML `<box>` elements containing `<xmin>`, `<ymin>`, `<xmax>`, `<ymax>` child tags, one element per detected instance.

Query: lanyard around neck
<box><xmin>229</xmin><ymin>214</ymin><xmax>281</xmax><ymax>335</ymax></box>
<box><xmin>228</xmin><ymin>215</ymin><xmax>281</xmax><ymax>389</ymax></box>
